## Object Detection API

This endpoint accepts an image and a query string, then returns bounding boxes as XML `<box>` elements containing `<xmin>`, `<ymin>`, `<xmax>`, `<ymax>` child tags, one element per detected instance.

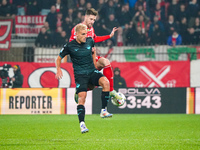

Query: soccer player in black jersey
<box><xmin>55</xmin><ymin>24</ymin><xmax>112</xmax><ymax>134</ymax></box>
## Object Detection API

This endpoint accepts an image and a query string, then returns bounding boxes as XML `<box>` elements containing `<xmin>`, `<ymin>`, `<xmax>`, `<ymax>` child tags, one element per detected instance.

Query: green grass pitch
<box><xmin>0</xmin><ymin>114</ymin><xmax>200</xmax><ymax>150</ymax></box>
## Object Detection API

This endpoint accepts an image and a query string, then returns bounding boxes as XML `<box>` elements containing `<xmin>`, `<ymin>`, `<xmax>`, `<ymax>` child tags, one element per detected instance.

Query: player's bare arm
<box><xmin>92</xmin><ymin>47</ymin><xmax>97</xmax><ymax>69</ymax></box>
<box><xmin>55</xmin><ymin>56</ymin><xmax>63</xmax><ymax>80</ymax></box>
<box><xmin>110</xmin><ymin>27</ymin><xmax>118</xmax><ymax>38</ymax></box>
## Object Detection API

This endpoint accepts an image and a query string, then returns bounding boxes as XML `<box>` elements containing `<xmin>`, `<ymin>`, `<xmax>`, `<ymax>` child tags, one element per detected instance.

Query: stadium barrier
<box><xmin>0</xmin><ymin>87</ymin><xmax>199</xmax><ymax>115</ymax></box>
<box><xmin>1</xmin><ymin>45</ymin><xmax>200</xmax><ymax>62</ymax></box>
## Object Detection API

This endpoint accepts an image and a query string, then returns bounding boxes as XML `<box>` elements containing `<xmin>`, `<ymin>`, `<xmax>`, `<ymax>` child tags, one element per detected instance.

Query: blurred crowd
<box><xmin>0</xmin><ymin>0</ymin><xmax>200</xmax><ymax>47</ymax></box>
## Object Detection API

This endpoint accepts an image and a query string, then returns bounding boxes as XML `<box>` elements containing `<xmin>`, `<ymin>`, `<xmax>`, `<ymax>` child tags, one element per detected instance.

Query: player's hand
<box><xmin>55</xmin><ymin>68</ymin><xmax>63</xmax><ymax>80</ymax></box>
<box><xmin>110</xmin><ymin>27</ymin><xmax>118</xmax><ymax>38</ymax></box>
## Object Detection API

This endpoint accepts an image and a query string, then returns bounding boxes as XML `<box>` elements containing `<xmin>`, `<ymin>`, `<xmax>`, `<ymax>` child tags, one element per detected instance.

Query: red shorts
<box><xmin>96</xmin><ymin>56</ymin><xmax>101</xmax><ymax>62</ymax></box>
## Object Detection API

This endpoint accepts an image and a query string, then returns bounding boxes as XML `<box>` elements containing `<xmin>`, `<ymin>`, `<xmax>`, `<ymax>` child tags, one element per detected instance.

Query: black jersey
<box><xmin>59</xmin><ymin>37</ymin><xmax>95</xmax><ymax>74</ymax></box>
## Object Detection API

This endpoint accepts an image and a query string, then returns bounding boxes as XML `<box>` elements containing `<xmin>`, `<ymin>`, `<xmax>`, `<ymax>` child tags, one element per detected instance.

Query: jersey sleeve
<box><xmin>59</xmin><ymin>43</ymin><xmax>69</xmax><ymax>58</ymax></box>
<box><xmin>69</xmin><ymin>26</ymin><xmax>76</xmax><ymax>42</ymax></box>
<box><xmin>93</xmin><ymin>34</ymin><xmax>111</xmax><ymax>43</ymax></box>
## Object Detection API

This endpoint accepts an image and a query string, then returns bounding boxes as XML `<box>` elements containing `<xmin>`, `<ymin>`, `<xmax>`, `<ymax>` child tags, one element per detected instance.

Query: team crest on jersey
<box><xmin>86</xmin><ymin>46</ymin><xmax>91</xmax><ymax>50</ymax></box>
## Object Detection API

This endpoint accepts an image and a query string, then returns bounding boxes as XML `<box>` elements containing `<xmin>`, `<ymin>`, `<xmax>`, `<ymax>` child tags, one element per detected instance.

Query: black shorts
<box><xmin>75</xmin><ymin>70</ymin><xmax>104</xmax><ymax>94</ymax></box>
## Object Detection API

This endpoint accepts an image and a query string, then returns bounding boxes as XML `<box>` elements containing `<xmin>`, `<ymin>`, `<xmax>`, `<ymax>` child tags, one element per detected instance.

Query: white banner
<box><xmin>66</xmin><ymin>88</ymin><xmax>92</xmax><ymax>114</ymax></box>
<box><xmin>0</xmin><ymin>88</ymin><xmax>64</xmax><ymax>114</ymax></box>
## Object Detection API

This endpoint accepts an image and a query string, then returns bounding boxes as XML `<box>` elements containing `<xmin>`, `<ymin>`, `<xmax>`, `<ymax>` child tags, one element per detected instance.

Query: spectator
<box><xmin>55</xmin><ymin>0</ymin><xmax>62</xmax><ymax>13</ymax></box>
<box><xmin>167</xmin><ymin>30</ymin><xmax>182</xmax><ymax>46</ymax></box>
<box><xmin>38</xmin><ymin>0</ymin><xmax>55</xmax><ymax>15</ymax></box>
<box><xmin>43</xmin><ymin>21</ymin><xmax>51</xmax><ymax>35</ymax></box>
<box><xmin>11</xmin><ymin>65</ymin><xmax>23</xmax><ymax>88</ymax></box>
<box><xmin>46</xmin><ymin>5</ymin><xmax>57</xmax><ymax>33</ymax></box>
<box><xmin>53</xmin><ymin>26</ymin><xmax>63</xmax><ymax>46</ymax></box>
<box><xmin>176</xmin><ymin>3</ymin><xmax>187</xmax><ymax>24</ymax></box>
<box><xmin>96</xmin><ymin>0</ymin><xmax>105</xmax><ymax>17</ymax></box>
<box><xmin>116</xmin><ymin>27</ymin><xmax>124</xmax><ymax>46</ymax></box>
<box><xmin>62</xmin><ymin>17</ymin><xmax>73</xmax><ymax>38</ymax></box>
<box><xmin>12</xmin><ymin>0</ymin><xmax>26</xmax><ymax>15</ymax></box>
<box><xmin>0</xmin><ymin>0</ymin><xmax>12</xmax><ymax>17</ymax></box>
<box><xmin>149</xmin><ymin>23</ymin><xmax>165</xmax><ymax>45</ymax></box>
<box><xmin>124</xmin><ymin>0</ymin><xmax>137</xmax><ymax>9</ymax></box>
<box><xmin>26</xmin><ymin>0</ymin><xmax>40</xmax><ymax>15</ymax></box>
<box><xmin>151</xmin><ymin>3</ymin><xmax>165</xmax><ymax>23</ymax></box>
<box><xmin>73</xmin><ymin>11</ymin><xmax>82</xmax><ymax>25</ymax></box>
<box><xmin>56</xmin><ymin>12</ymin><xmax>63</xmax><ymax>28</ymax></box>
<box><xmin>179</xmin><ymin>17</ymin><xmax>189</xmax><ymax>44</ymax></box>
<box><xmin>132</xmin><ymin>13</ymin><xmax>150</xmax><ymax>34</ymax></box>
<box><xmin>60</xmin><ymin>1</ymin><xmax>68</xmax><ymax>18</ymax></box>
<box><xmin>9</xmin><ymin>0</ymin><xmax>18</xmax><ymax>18</ymax></box>
<box><xmin>66</xmin><ymin>8</ymin><xmax>75</xmax><ymax>24</ymax></box>
<box><xmin>123</xmin><ymin>24</ymin><xmax>132</xmax><ymax>45</ymax></box>
<box><xmin>168</xmin><ymin>0</ymin><xmax>180</xmax><ymax>21</ymax></box>
<box><xmin>165</xmin><ymin>15</ymin><xmax>179</xmax><ymax>37</ymax></box>
<box><xmin>54</xmin><ymin>31</ymin><xmax>68</xmax><ymax>47</ymax></box>
<box><xmin>148</xmin><ymin>15</ymin><xmax>165</xmax><ymax>38</ymax></box>
<box><xmin>86</xmin><ymin>2</ymin><xmax>92</xmax><ymax>10</ymax></box>
<box><xmin>35</xmin><ymin>26</ymin><xmax>53</xmax><ymax>47</ymax></box>
<box><xmin>93</xmin><ymin>15</ymin><xmax>107</xmax><ymax>39</ymax></box>
<box><xmin>113</xmin><ymin>67</ymin><xmax>127</xmax><ymax>91</ymax></box>
<box><xmin>193</xmin><ymin>17</ymin><xmax>200</xmax><ymax>44</ymax></box>
<box><xmin>101</xmin><ymin>0</ymin><xmax>116</xmax><ymax>19</ymax></box>
<box><xmin>117</xmin><ymin>4</ymin><xmax>132</xmax><ymax>26</ymax></box>
<box><xmin>188</xmin><ymin>0</ymin><xmax>199</xmax><ymax>27</ymax></box>
<box><xmin>187</xmin><ymin>27</ymin><xmax>196</xmax><ymax>44</ymax></box>
<box><xmin>77</xmin><ymin>0</ymin><xmax>87</xmax><ymax>14</ymax></box>
<box><xmin>128</xmin><ymin>26</ymin><xmax>146</xmax><ymax>45</ymax></box>
<box><xmin>102</xmin><ymin>14</ymin><xmax>119</xmax><ymax>44</ymax></box>
<box><xmin>66</xmin><ymin>0</ymin><xmax>76</xmax><ymax>9</ymax></box>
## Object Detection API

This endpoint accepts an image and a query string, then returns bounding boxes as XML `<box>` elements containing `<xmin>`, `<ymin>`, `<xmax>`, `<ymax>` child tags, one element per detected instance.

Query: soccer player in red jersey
<box><xmin>70</xmin><ymin>8</ymin><xmax>122</xmax><ymax>102</ymax></box>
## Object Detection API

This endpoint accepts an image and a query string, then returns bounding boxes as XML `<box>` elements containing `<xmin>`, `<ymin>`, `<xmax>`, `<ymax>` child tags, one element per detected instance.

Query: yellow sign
<box><xmin>0</xmin><ymin>88</ymin><xmax>65</xmax><ymax>114</ymax></box>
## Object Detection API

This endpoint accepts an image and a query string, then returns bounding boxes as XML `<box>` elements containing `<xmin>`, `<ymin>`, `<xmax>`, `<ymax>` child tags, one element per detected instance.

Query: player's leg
<box><xmin>74</xmin><ymin>84</ymin><xmax>95</xmax><ymax>104</ymax></box>
<box><xmin>77</xmin><ymin>91</ymin><xmax>89</xmax><ymax>133</ymax></box>
<box><xmin>98</xmin><ymin>76</ymin><xmax>113</xmax><ymax>118</ymax></box>
<box><xmin>75</xmin><ymin>75</ymin><xmax>89</xmax><ymax>133</ymax></box>
<box><xmin>96</xmin><ymin>57</ymin><xmax>122</xmax><ymax>100</ymax></box>
<box><xmin>89</xmin><ymin>70</ymin><xmax>113</xmax><ymax>118</ymax></box>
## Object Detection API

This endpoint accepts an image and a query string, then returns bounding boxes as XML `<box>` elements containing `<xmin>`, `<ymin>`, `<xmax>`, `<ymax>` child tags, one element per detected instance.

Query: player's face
<box><xmin>76</xmin><ymin>29</ymin><xmax>87</xmax><ymax>43</ymax></box>
<box><xmin>85</xmin><ymin>15</ymin><xmax>96</xmax><ymax>28</ymax></box>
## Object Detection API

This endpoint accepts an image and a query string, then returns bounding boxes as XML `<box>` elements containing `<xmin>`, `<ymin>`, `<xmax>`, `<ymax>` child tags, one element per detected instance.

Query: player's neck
<box><xmin>82</xmin><ymin>21</ymin><xmax>89</xmax><ymax>29</ymax></box>
<box><xmin>76</xmin><ymin>39</ymin><xmax>81</xmax><ymax>44</ymax></box>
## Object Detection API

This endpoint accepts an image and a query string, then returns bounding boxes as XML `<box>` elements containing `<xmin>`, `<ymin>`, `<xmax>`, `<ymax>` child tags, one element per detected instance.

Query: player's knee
<box><xmin>78</xmin><ymin>92</ymin><xmax>87</xmax><ymax>105</ymax></box>
<box><xmin>100</xmin><ymin>77</ymin><xmax>110</xmax><ymax>91</ymax></box>
<box><xmin>98</xmin><ymin>57</ymin><xmax>110</xmax><ymax>67</ymax></box>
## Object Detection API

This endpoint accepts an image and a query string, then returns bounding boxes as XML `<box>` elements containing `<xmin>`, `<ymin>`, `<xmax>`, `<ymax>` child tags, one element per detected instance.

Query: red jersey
<box><xmin>69</xmin><ymin>23</ymin><xmax>110</xmax><ymax>42</ymax></box>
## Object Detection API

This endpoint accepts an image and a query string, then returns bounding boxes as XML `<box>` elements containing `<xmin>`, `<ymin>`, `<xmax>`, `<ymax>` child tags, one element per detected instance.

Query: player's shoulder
<box><xmin>86</xmin><ymin>37</ymin><xmax>94</xmax><ymax>41</ymax></box>
<box><xmin>86</xmin><ymin>37</ymin><xmax>94</xmax><ymax>43</ymax></box>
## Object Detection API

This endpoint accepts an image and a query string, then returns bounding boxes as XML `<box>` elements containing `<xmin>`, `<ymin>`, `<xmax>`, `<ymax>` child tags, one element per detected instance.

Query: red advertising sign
<box><xmin>111</xmin><ymin>61</ymin><xmax>190</xmax><ymax>87</ymax></box>
<box><xmin>0</xmin><ymin>19</ymin><xmax>13</xmax><ymax>50</ymax></box>
<box><xmin>0</xmin><ymin>62</ymin><xmax>75</xmax><ymax>88</ymax></box>
<box><xmin>15</xmin><ymin>15</ymin><xmax>46</xmax><ymax>37</ymax></box>
<box><xmin>0</xmin><ymin>61</ymin><xmax>190</xmax><ymax>88</ymax></box>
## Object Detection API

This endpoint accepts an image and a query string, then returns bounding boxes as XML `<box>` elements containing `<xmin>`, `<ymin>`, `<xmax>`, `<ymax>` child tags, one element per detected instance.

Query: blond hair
<box><xmin>75</xmin><ymin>24</ymin><xmax>87</xmax><ymax>33</ymax></box>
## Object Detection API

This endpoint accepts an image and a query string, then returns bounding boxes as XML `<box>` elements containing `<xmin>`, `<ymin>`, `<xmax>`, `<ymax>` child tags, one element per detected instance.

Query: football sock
<box><xmin>77</xmin><ymin>105</ymin><xmax>85</xmax><ymax>123</ymax></box>
<box><xmin>103</xmin><ymin>65</ymin><xmax>114</xmax><ymax>91</ymax></box>
<box><xmin>101</xmin><ymin>91</ymin><xmax>110</xmax><ymax>109</ymax></box>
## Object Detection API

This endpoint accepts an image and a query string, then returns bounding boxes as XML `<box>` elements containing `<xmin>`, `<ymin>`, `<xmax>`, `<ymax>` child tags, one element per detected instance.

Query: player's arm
<box><xmin>55</xmin><ymin>45</ymin><xmax>68</xmax><ymax>79</ymax></box>
<box><xmin>55</xmin><ymin>55</ymin><xmax>63</xmax><ymax>80</ymax></box>
<box><xmin>63</xmin><ymin>27</ymin><xmax>76</xmax><ymax>63</ymax></box>
<box><xmin>92</xmin><ymin>47</ymin><xmax>97</xmax><ymax>69</ymax></box>
<box><xmin>94</xmin><ymin>27</ymin><xmax>118</xmax><ymax>43</ymax></box>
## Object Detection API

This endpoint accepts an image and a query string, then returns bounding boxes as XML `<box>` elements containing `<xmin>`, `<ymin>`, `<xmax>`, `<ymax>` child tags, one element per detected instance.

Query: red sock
<box><xmin>103</xmin><ymin>65</ymin><xmax>114</xmax><ymax>91</ymax></box>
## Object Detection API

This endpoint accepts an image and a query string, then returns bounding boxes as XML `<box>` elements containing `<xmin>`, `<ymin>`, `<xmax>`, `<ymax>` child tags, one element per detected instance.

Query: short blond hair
<box><xmin>75</xmin><ymin>24</ymin><xmax>87</xmax><ymax>33</ymax></box>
